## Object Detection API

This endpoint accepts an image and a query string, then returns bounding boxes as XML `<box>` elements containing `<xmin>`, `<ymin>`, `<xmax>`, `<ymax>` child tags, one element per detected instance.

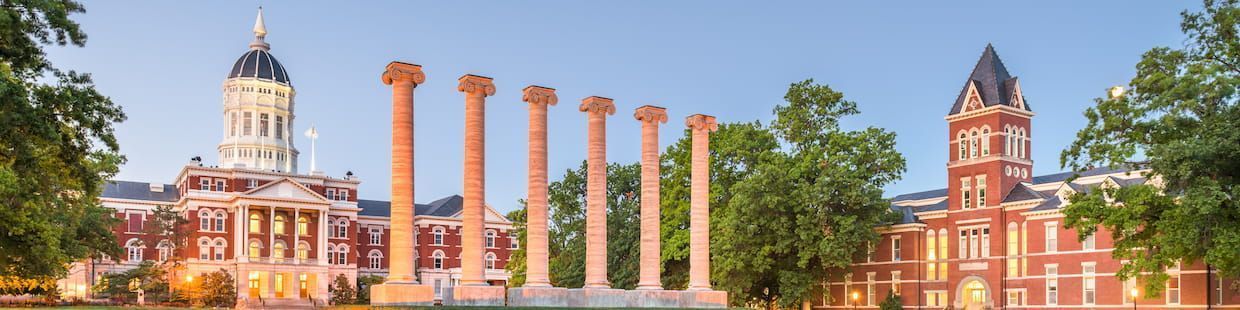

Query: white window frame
<box><xmin>214</xmin><ymin>210</ymin><xmax>226</xmax><ymax>232</ymax></box>
<box><xmin>866</xmin><ymin>272</ymin><xmax>876</xmax><ymax>306</ymax></box>
<box><xmin>369</xmin><ymin>227</ymin><xmax>382</xmax><ymax>245</ymax></box>
<box><xmin>891</xmin><ymin>271</ymin><xmax>901</xmax><ymax>295</ymax></box>
<box><xmin>1083</xmin><ymin>232</ymin><xmax>1095</xmax><ymax>250</ymax></box>
<box><xmin>891</xmin><ymin>236</ymin><xmax>901</xmax><ymax>261</ymax></box>
<box><xmin>1082</xmin><ymin>262</ymin><xmax>1096</xmax><ymax>305</ymax></box>
<box><xmin>485</xmin><ymin>230</ymin><xmax>497</xmax><ymax>248</ymax></box>
<box><xmin>1046</xmin><ymin>264</ymin><xmax>1058</xmax><ymax>305</ymax></box>
<box><xmin>433</xmin><ymin>250</ymin><xmax>445</xmax><ymax>270</ymax></box>
<box><xmin>1045</xmin><ymin>222</ymin><xmax>1058</xmax><ymax>253</ymax></box>
<box><xmin>433</xmin><ymin>227</ymin><xmax>445</xmax><ymax>245</ymax></box>
<box><xmin>368</xmin><ymin>250</ymin><xmax>383</xmax><ymax>269</ymax></box>
<box><xmin>485</xmin><ymin>252</ymin><xmax>498</xmax><ymax>270</ymax></box>
<box><xmin>199</xmin><ymin>210</ymin><xmax>211</xmax><ymax>231</ymax></box>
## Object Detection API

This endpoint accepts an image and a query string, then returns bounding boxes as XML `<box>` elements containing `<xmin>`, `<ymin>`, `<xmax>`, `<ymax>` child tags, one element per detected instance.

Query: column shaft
<box><xmin>687</xmin><ymin>114</ymin><xmax>716</xmax><ymax>290</ymax></box>
<box><xmin>389</xmin><ymin>78</ymin><xmax>417</xmax><ymax>283</ymax></box>
<box><xmin>523</xmin><ymin>86</ymin><xmax>556</xmax><ymax>287</ymax></box>
<box><xmin>583</xmin><ymin>107</ymin><xmax>610</xmax><ymax>288</ymax></box>
<box><xmin>461</xmin><ymin>90</ymin><xmax>487</xmax><ymax>285</ymax></box>
<box><xmin>634</xmin><ymin>106</ymin><xmax>667</xmax><ymax>290</ymax></box>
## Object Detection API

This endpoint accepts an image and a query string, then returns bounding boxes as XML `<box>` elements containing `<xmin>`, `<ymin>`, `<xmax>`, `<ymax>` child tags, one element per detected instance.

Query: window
<box><xmin>249</xmin><ymin>240</ymin><xmax>261</xmax><ymax>258</ymax></box>
<box><xmin>969</xmin><ymin>229</ymin><xmax>979</xmax><ymax>258</ymax></box>
<box><xmin>259</xmin><ymin>113</ymin><xmax>269</xmax><ymax>137</ymax></box>
<box><xmin>1083</xmin><ymin>263</ymin><xmax>1096</xmax><ymax>305</ymax></box>
<box><xmin>486</xmin><ymin>230</ymin><xmax>497</xmax><ymax>248</ymax></box>
<box><xmin>1007</xmin><ymin>223</ymin><xmax>1019</xmax><ymax>276</ymax></box>
<box><xmin>125</xmin><ymin>239</ymin><xmax>144</xmax><ymax>262</ymax></box>
<box><xmin>1018</xmin><ymin>128</ymin><xmax>1027</xmax><ymax>158</ymax></box>
<box><xmin>243</xmin><ymin>112</ymin><xmax>253</xmax><ymax>135</ymax></box>
<box><xmin>126</xmin><ymin>212</ymin><xmax>143</xmax><ymax>233</ymax></box>
<box><xmin>1167</xmin><ymin>274</ymin><xmax>1181</xmax><ymax>304</ymax></box>
<box><xmin>938</xmin><ymin>229</ymin><xmax>947</xmax><ymax>279</ymax></box>
<box><xmin>247</xmin><ymin>179</ymin><xmax>258</xmax><ymax>188</ymax></box>
<box><xmin>214</xmin><ymin>210</ymin><xmax>226</xmax><ymax>232</ymax></box>
<box><xmin>328</xmin><ymin>220</ymin><xmax>337</xmax><ymax>238</ymax></box>
<box><xmin>1045</xmin><ymin>223</ymin><xmax>1058</xmax><ymax>252</ymax></box>
<box><xmin>296</xmin><ymin>241</ymin><xmax>309</xmax><ymax>260</ymax></box>
<box><xmin>297</xmin><ymin>216</ymin><xmax>309</xmax><ymax>236</ymax></box>
<box><xmin>891</xmin><ymin>237</ymin><xmax>901</xmax><ymax>261</ymax></box>
<box><xmin>249</xmin><ymin>213</ymin><xmax>262</xmax><ymax>233</ymax></box>
<box><xmin>369</xmin><ymin>227</ymin><xmax>382</xmax><ymax>245</ymax></box>
<box><xmin>891</xmin><ymin>272</ymin><xmax>901</xmax><ymax>295</ymax></box>
<box><xmin>958</xmin><ymin>133</ymin><xmax>967</xmax><ymax>160</ymax></box>
<box><xmin>976</xmin><ymin>177</ymin><xmax>986</xmax><ymax>208</ymax></box>
<box><xmin>485</xmin><ymin>252</ymin><xmax>498</xmax><ymax>270</ymax></box>
<box><xmin>509</xmin><ymin>232</ymin><xmax>519</xmax><ymax>249</ymax></box>
<box><xmin>214</xmin><ymin>179</ymin><xmax>226</xmax><ymax>192</ymax></box>
<box><xmin>230</xmin><ymin>112</ymin><xmax>238</xmax><ymax>136</ymax></box>
<box><xmin>843</xmin><ymin>273</ymin><xmax>852</xmax><ymax>306</ymax></box>
<box><xmin>1005</xmin><ymin>127</ymin><xmax>1013</xmax><ymax>156</ymax></box>
<box><xmin>339</xmin><ymin>189</ymin><xmax>349</xmax><ymax>201</ymax></box>
<box><xmin>275</xmin><ymin>215</ymin><xmax>286</xmax><ymax>235</ymax></box>
<box><xmin>981</xmin><ymin>128</ymin><xmax>990</xmax><ymax>155</ymax></box>
<box><xmin>969</xmin><ymin>130</ymin><xmax>978</xmax><ymax>158</ymax></box>
<box><xmin>336</xmin><ymin>245</ymin><xmax>348</xmax><ymax>265</ymax></box>
<box><xmin>432</xmin><ymin>227</ymin><xmax>444</xmax><ymax>245</ymax></box>
<box><xmin>926</xmin><ymin>230</ymin><xmax>937</xmax><ymax>280</ymax></box>
<box><xmin>326</xmin><ymin>245</ymin><xmax>335</xmax><ymax>265</ymax></box>
<box><xmin>272</xmin><ymin>242</ymin><xmax>286</xmax><ymax>262</ymax></box>
<box><xmin>213</xmin><ymin>239</ymin><xmax>226</xmax><ymax>261</ymax></box>
<box><xmin>866</xmin><ymin>273</ymin><xmax>876</xmax><ymax>306</ymax></box>
<box><xmin>337</xmin><ymin>219</ymin><xmax>348</xmax><ymax>238</ymax></box>
<box><xmin>198</xmin><ymin>238</ymin><xmax>210</xmax><ymax>260</ymax></box>
<box><xmin>959</xmin><ymin>230</ymin><xmax>968</xmax><ymax>259</ymax></box>
<box><xmin>961</xmin><ymin>178</ymin><xmax>972</xmax><ymax>209</ymax></box>
<box><xmin>200</xmin><ymin>178</ymin><xmax>211</xmax><ymax>191</ymax></box>
<box><xmin>1046</xmin><ymin>265</ymin><xmax>1058</xmax><ymax>305</ymax></box>
<box><xmin>432</xmin><ymin>251</ymin><xmax>445</xmax><ymax>270</ymax></box>
<box><xmin>1083</xmin><ymin>233</ymin><xmax>1095</xmax><ymax>250</ymax></box>
<box><xmin>199</xmin><ymin>210</ymin><xmax>211</xmax><ymax>231</ymax></box>
<box><xmin>368</xmin><ymin>250</ymin><xmax>382</xmax><ymax>269</ymax></box>
<box><xmin>326</xmin><ymin>188</ymin><xmax>336</xmax><ymax>200</ymax></box>
<box><xmin>981</xmin><ymin>228</ymin><xmax>990</xmax><ymax>257</ymax></box>
<box><xmin>275</xmin><ymin>116</ymin><xmax>284</xmax><ymax>140</ymax></box>
<box><xmin>1007</xmin><ymin>291</ymin><xmax>1022</xmax><ymax>306</ymax></box>
<box><xmin>156</xmin><ymin>240</ymin><xmax>171</xmax><ymax>262</ymax></box>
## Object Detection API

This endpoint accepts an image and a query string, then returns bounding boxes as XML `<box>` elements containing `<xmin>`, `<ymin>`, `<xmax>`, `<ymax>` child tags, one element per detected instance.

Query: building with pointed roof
<box><xmin>55</xmin><ymin>10</ymin><xmax>514</xmax><ymax>306</ymax></box>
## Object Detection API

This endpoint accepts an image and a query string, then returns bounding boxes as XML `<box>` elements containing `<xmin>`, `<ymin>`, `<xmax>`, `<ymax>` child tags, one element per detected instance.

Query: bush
<box><xmin>879</xmin><ymin>291</ymin><xmax>902</xmax><ymax>310</ymax></box>
<box><xmin>194</xmin><ymin>269</ymin><xmax>235</xmax><ymax>308</ymax></box>
<box><xmin>355</xmin><ymin>275</ymin><xmax>384</xmax><ymax>304</ymax></box>
<box><xmin>329</xmin><ymin>274</ymin><xmax>356</xmax><ymax>305</ymax></box>
<box><xmin>90</xmin><ymin>261</ymin><xmax>169</xmax><ymax>304</ymax></box>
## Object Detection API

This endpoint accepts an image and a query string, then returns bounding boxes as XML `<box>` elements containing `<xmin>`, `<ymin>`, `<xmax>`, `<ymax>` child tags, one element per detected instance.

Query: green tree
<box><xmin>143</xmin><ymin>205</ymin><xmax>188</xmax><ymax>296</ymax></box>
<box><xmin>545</xmin><ymin>161</ymin><xmax>643</xmax><ymax>289</ymax></box>
<box><xmin>194</xmin><ymin>269</ymin><xmax>235</xmax><ymax>308</ymax></box>
<box><xmin>329</xmin><ymin>274</ymin><xmax>356</xmax><ymax>305</ymax></box>
<box><xmin>659</xmin><ymin>122</ymin><xmax>780</xmax><ymax>289</ymax></box>
<box><xmin>879</xmin><ymin>291</ymin><xmax>903</xmax><ymax>310</ymax></box>
<box><xmin>91</xmin><ymin>261</ymin><xmax>169</xmax><ymax>303</ymax></box>
<box><xmin>504</xmin><ymin>206</ymin><xmax>528</xmax><ymax>287</ymax></box>
<box><xmin>1059</xmin><ymin>0</ymin><xmax>1239</xmax><ymax>297</ymax></box>
<box><xmin>354</xmin><ymin>275</ymin><xmax>384</xmax><ymax>304</ymax></box>
<box><xmin>715</xmin><ymin>80</ymin><xmax>905</xmax><ymax>308</ymax></box>
<box><xmin>0</xmin><ymin>0</ymin><xmax>127</xmax><ymax>278</ymax></box>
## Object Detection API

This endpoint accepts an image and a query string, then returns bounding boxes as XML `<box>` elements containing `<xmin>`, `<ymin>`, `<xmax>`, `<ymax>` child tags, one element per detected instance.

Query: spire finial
<box><xmin>249</xmin><ymin>7</ymin><xmax>271</xmax><ymax>51</ymax></box>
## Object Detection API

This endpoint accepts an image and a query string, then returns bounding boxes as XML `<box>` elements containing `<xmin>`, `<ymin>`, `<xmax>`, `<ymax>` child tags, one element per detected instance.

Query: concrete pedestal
<box><xmin>626</xmin><ymin>289</ymin><xmax>681</xmax><ymax>308</ymax></box>
<box><xmin>442</xmin><ymin>285</ymin><xmax>506</xmax><ymax>306</ymax></box>
<box><xmin>369</xmin><ymin>282</ymin><xmax>435</xmax><ymax>307</ymax></box>
<box><xmin>507</xmin><ymin>286</ymin><xmax>569</xmax><ymax>307</ymax></box>
<box><xmin>567</xmin><ymin>288</ymin><xmax>626</xmax><ymax>307</ymax></box>
<box><xmin>682</xmin><ymin>289</ymin><xmax>728</xmax><ymax>308</ymax></box>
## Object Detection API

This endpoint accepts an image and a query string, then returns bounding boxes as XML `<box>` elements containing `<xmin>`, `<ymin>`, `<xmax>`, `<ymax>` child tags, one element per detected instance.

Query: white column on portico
<box><xmin>269</xmin><ymin>207</ymin><xmax>276</xmax><ymax>262</ymax></box>
<box><xmin>240</xmin><ymin>205</ymin><xmax>249</xmax><ymax>261</ymax></box>
<box><xmin>294</xmin><ymin>208</ymin><xmax>301</xmax><ymax>264</ymax></box>
<box><xmin>318</xmin><ymin>210</ymin><xmax>328</xmax><ymax>265</ymax></box>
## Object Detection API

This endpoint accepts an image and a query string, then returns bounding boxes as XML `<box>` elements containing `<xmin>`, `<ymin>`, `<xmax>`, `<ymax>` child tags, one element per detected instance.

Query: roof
<box><xmin>1002</xmin><ymin>183</ymin><xmax>1046</xmax><ymax>203</ymax></box>
<box><xmin>358</xmin><ymin>195</ymin><xmax>466</xmax><ymax>218</ymax></box>
<box><xmin>949</xmin><ymin>44</ymin><xmax>1028</xmax><ymax>115</ymax></box>
<box><xmin>911</xmin><ymin>199</ymin><xmax>949</xmax><ymax>213</ymax></box>
<box><xmin>890</xmin><ymin>166</ymin><xmax>1133</xmax><ymax>203</ymax></box>
<box><xmin>891</xmin><ymin>188</ymin><xmax>948</xmax><ymax>202</ymax></box>
<box><xmin>890</xmin><ymin>205</ymin><xmax>920</xmax><ymax>224</ymax></box>
<box><xmin>101</xmin><ymin>180</ymin><xmax>179</xmax><ymax>202</ymax></box>
<box><xmin>1030</xmin><ymin>197</ymin><xmax>1063</xmax><ymax>212</ymax></box>
<box><xmin>228</xmin><ymin>49</ymin><xmax>291</xmax><ymax>84</ymax></box>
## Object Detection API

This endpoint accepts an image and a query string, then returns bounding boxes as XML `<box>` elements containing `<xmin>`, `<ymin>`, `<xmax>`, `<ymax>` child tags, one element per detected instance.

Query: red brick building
<box><xmin>56</xmin><ymin>10</ymin><xmax>514</xmax><ymax>305</ymax></box>
<box><xmin>818</xmin><ymin>45</ymin><xmax>1238</xmax><ymax>309</ymax></box>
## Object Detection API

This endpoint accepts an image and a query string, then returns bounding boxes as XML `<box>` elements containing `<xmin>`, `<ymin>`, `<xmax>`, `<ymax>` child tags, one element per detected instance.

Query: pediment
<box><xmin>962</xmin><ymin>82</ymin><xmax>985</xmax><ymax>112</ymax></box>
<box><xmin>241</xmin><ymin>178</ymin><xmax>328</xmax><ymax>202</ymax></box>
<box><xmin>445</xmin><ymin>203</ymin><xmax>513</xmax><ymax>224</ymax></box>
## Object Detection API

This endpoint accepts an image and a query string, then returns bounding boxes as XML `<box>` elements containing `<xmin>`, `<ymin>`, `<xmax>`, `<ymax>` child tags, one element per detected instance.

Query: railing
<box><xmin>245</xmin><ymin>257</ymin><xmax>318</xmax><ymax>265</ymax></box>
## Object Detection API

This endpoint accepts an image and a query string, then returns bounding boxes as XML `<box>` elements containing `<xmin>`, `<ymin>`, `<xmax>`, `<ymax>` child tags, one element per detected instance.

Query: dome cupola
<box><xmin>225</xmin><ymin>7</ymin><xmax>291</xmax><ymax>84</ymax></box>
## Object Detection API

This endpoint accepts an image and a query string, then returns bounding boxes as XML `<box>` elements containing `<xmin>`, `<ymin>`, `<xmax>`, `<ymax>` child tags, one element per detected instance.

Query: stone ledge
<box><xmin>507</xmin><ymin>286</ymin><xmax>570</xmax><ymax>307</ymax></box>
<box><xmin>626</xmin><ymin>289</ymin><xmax>682</xmax><ymax>308</ymax></box>
<box><xmin>681</xmin><ymin>289</ymin><xmax>728</xmax><ymax>308</ymax></box>
<box><xmin>369</xmin><ymin>282</ymin><xmax>435</xmax><ymax>306</ymax></box>
<box><xmin>442</xmin><ymin>285</ymin><xmax>506</xmax><ymax>306</ymax></box>
<box><xmin>567</xmin><ymin>288</ymin><xmax>627</xmax><ymax>307</ymax></box>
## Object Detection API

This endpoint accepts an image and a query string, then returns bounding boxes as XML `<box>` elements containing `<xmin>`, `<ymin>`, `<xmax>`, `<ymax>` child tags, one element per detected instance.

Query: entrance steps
<box><xmin>239</xmin><ymin>297</ymin><xmax>319</xmax><ymax>309</ymax></box>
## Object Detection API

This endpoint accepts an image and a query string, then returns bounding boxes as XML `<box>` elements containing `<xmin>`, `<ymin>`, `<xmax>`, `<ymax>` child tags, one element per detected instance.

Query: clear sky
<box><xmin>48</xmin><ymin>1</ymin><xmax>1193</xmax><ymax>214</ymax></box>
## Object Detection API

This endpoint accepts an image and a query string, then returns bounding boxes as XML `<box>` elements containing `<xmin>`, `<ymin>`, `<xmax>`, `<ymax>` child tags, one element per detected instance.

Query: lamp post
<box><xmin>1130</xmin><ymin>288</ymin><xmax>1139</xmax><ymax>310</ymax></box>
<box><xmin>852</xmin><ymin>291</ymin><xmax>859</xmax><ymax>310</ymax></box>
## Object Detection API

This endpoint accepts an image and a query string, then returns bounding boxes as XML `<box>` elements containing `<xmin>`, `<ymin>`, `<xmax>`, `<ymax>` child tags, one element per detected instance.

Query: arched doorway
<box><xmin>953</xmin><ymin>276</ymin><xmax>994</xmax><ymax>310</ymax></box>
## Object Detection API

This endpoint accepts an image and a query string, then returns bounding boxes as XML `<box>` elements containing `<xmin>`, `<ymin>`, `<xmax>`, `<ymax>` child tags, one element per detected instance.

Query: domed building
<box><xmin>56</xmin><ymin>9</ymin><xmax>515</xmax><ymax>306</ymax></box>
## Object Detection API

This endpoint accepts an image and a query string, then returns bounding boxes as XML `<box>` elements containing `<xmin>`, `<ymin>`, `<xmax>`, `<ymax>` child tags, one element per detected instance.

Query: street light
<box><xmin>1130</xmin><ymin>288</ymin><xmax>1139</xmax><ymax>310</ymax></box>
<box><xmin>185</xmin><ymin>275</ymin><xmax>193</xmax><ymax>283</ymax></box>
<box><xmin>851</xmin><ymin>291</ymin><xmax>859</xmax><ymax>310</ymax></box>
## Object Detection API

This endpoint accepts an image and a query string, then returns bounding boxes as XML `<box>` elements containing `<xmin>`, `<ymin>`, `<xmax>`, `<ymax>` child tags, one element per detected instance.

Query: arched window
<box><xmin>368</xmin><ymin>250</ymin><xmax>383</xmax><ymax>269</ymax></box>
<box><xmin>509</xmin><ymin>232</ymin><xmax>519</xmax><ymax>249</ymax></box>
<box><xmin>432</xmin><ymin>227</ymin><xmax>445</xmax><ymax>246</ymax></box>
<box><xmin>432</xmin><ymin>250</ymin><xmax>445</xmax><ymax>270</ymax></box>
<box><xmin>198</xmin><ymin>238</ymin><xmax>211</xmax><ymax>260</ymax></box>
<box><xmin>327</xmin><ymin>244</ymin><xmax>337</xmax><ymax>264</ymax></box>
<box><xmin>249</xmin><ymin>213</ymin><xmax>262</xmax><ymax>234</ymax></box>
<box><xmin>337</xmin><ymin>219</ymin><xmax>349</xmax><ymax>238</ymax></box>
<box><xmin>328</xmin><ymin>219</ymin><xmax>337</xmax><ymax>238</ymax></box>
<box><xmin>297</xmin><ymin>216</ymin><xmax>309</xmax><ymax>236</ymax></box>
<box><xmin>274</xmin><ymin>215</ymin><xmax>287</xmax><ymax>235</ymax></box>
<box><xmin>156</xmin><ymin>240</ymin><xmax>172</xmax><ymax>262</ymax></box>
<box><xmin>249</xmin><ymin>240</ymin><xmax>262</xmax><ymax>259</ymax></box>
<box><xmin>214</xmin><ymin>210</ymin><xmax>227</xmax><ymax>232</ymax></box>
<box><xmin>199</xmin><ymin>210</ymin><xmax>211</xmax><ymax>231</ymax></box>
<box><xmin>296</xmin><ymin>241</ymin><xmax>310</xmax><ymax>260</ymax></box>
<box><xmin>969</xmin><ymin>130</ymin><xmax>979</xmax><ymax>158</ymax></box>
<box><xmin>336</xmin><ymin>245</ymin><xmax>349</xmax><ymax>265</ymax></box>
<box><xmin>1004</xmin><ymin>127</ymin><xmax>1013</xmax><ymax>156</ymax></box>
<box><xmin>213</xmin><ymin>238</ymin><xmax>227</xmax><ymax>261</ymax></box>
<box><xmin>485</xmin><ymin>230</ymin><xmax>497</xmax><ymax>248</ymax></box>
<box><xmin>1007</xmin><ymin>222</ymin><xmax>1019</xmax><ymax>276</ymax></box>
<box><xmin>1018</xmin><ymin>128</ymin><xmax>1027</xmax><ymax>159</ymax></box>
<box><xmin>125</xmin><ymin>238</ymin><xmax>144</xmax><ymax>262</ymax></box>
<box><xmin>273</xmin><ymin>241</ymin><xmax>287</xmax><ymax>262</ymax></box>
<box><xmin>938</xmin><ymin>228</ymin><xmax>948</xmax><ymax>280</ymax></box>
<box><xmin>926</xmin><ymin>230</ymin><xmax>937</xmax><ymax>280</ymax></box>
<box><xmin>981</xmin><ymin>127</ymin><xmax>990</xmax><ymax>156</ymax></box>
<box><xmin>958</xmin><ymin>132</ymin><xmax>967</xmax><ymax>160</ymax></box>
<box><xmin>485</xmin><ymin>252</ymin><xmax>498</xmax><ymax>270</ymax></box>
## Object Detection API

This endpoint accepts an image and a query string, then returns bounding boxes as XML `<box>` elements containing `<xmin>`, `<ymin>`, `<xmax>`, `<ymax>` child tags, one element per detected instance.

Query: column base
<box><xmin>680</xmin><ymin>289</ymin><xmax>728</xmax><ymax>308</ymax></box>
<box><xmin>507</xmin><ymin>286</ymin><xmax>569</xmax><ymax>307</ymax></box>
<box><xmin>369</xmin><ymin>282</ymin><xmax>435</xmax><ymax>306</ymax></box>
<box><xmin>625</xmin><ymin>289</ymin><xmax>681</xmax><ymax>308</ymax></box>
<box><xmin>442</xmin><ymin>285</ymin><xmax>506</xmax><ymax>306</ymax></box>
<box><xmin>567</xmin><ymin>288</ymin><xmax>626</xmax><ymax>307</ymax></box>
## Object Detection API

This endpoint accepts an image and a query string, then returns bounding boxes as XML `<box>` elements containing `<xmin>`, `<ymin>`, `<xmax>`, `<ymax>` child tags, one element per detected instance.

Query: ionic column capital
<box><xmin>381</xmin><ymin>61</ymin><xmax>425</xmax><ymax>85</ymax></box>
<box><xmin>522</xmin><ymin>86</ymin><xmax>558</xmax><ymax>106</ymax></box>
<box><xmin>579</xmin><ymin>96</ymin><xmax>616</xmax><ymax>115</ymax></box>
<box><xmin>457</xmin><ymin>74</ymin><xmax>496</xmax><ymax>97</ymax></box>
<box><xmin>634</xmin><ymin>105</ymin><xmax>668</xmax><ymax>124</ymax></box>
<box><xmin>685</xmin><ymin>114</ymin><xmax>718</xmax><ymax>132</ymax></box>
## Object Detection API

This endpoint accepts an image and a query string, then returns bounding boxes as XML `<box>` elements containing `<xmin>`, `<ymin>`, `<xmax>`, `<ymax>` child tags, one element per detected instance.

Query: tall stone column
<box><xmin>522</xmin><ymin>86</ymin><xmax>557</xmax><ymax>287</ymax></box>
<box><xmin>381</xmin><ymin>61</ymin><xmax>425</xmax><ymax>284</ymax></box>
<box><xmin>371</xmin><ymin>61</ymin><xmax>434</xmax><ymax>307</ymax></box>
<box><xmin>458</xmin><ymin>74</ymin><xmax>496</xmax><ymax>286</ymax></box>
<box><xmin>686</xmin><ymin>114</ymin><xmax>717</xmax><ymax>291</ymax></box>
<box><xmin>580</xmin><ymin>96</ymin><xmax>615</xmax><ymax>289</ymax></box>
<box><xmin>634</xmin><ymin>105</ymin><xmax>667</xmax><ymax>290</ymax></box>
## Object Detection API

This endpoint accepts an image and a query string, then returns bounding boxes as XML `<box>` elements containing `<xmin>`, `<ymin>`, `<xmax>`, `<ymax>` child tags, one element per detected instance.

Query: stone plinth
<box><xmin>507</xmin><ymin>286</ymin><xmax>569</xmax><ymax>307</ymax></box>
<box><xmin>442</xmin><ymin>285</ymin><xmax>506</xmax><ymax>306</ymax></box>
<box><xmin>369</xmin><ymin>282</ymin><xmax>435</xmax><ymax>306</ymax></box>
<box><xmin>567</xmin><ymin>288</ymin><xmax>626</xmax><ymax>308</ymax></box>
<box><xmin>681</xmin><ymin>290</ymin><xmax>728</xmax><ymax>308</ymax></box>
<box><xmin>625</xmin><ymin>289</ymin><xmax>681</xmax><ymax>308</ymax></box>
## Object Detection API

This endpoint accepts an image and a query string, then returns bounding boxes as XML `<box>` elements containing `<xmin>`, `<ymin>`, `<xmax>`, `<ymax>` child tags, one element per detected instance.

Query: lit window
<box><xmin>274</xmin><ymin>215</ymin><xmax>286</xmax><ymax>235</ymax></box>
<box><xmin>296</xmin><ymin>242</ymin><xmax>309</xmax><ymax>260</ymax></box>
<box><xmin>249</xmin><ymin>213</ymin><xmax>262</xmax><ymax>234</ymax></box>
<box><xmin>297</xmin><ymin>216</ymin><xmax>309</xmax><ymax>236</ymax></box>
<box><xmin>937</xmin><ymin>228</ymin><xmax>947</xmax><ymax>279</ymax></box>
<box><xmin>249</xmin><ymin>240</ymin><xmax>261</xmax><ymax>259</ymax></box>
<box><xmin>926</xmin><ymin>230</ymin><xmax>937</xmax><ymax>280</ymax></box>
<box><xmin>1168</xmin><ymin>275</ymin><xmax>1181</xmax><ymax>304</ymax></box>
<box><xmin>1007</xmin><ymin>222</ymin><xmax>1019</xmax><ymax>276</ymax></box>
<box><xmin>891</xmin><ymin>272</ymin><xmax>900</xmax><ymax>295</ymax></box>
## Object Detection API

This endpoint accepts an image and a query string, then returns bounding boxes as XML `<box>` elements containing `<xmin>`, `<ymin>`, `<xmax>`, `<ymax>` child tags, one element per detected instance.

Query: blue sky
<box><xmin>48</xmin><ymin>1</ymin><xmax>1192</xmax><ymax>214</ymax></box>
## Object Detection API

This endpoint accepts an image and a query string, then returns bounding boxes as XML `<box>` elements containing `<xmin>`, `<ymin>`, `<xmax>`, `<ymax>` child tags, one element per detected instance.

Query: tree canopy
<box><xmin>0</xmin><ymin>0</ymin><xmax>126</xmax><ymax>277</ymax></box>
<box><xmin>1059</xmin><ymin>0</ymin><xmax>1239</xmax><ymax>297</ymax></box>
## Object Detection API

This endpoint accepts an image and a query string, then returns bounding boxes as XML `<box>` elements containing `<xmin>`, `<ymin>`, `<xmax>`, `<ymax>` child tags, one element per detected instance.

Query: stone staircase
<box><xmin>238</xmin><ymin>297</ymin><xmax>319</xmax><ymax>309</ymax></box>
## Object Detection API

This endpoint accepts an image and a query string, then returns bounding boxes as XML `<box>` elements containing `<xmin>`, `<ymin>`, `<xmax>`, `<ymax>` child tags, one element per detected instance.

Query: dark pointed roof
<box><xmin>357</xmin><ymin>195</ymin><xmax>467</xmax><ymax>218</ymax></box>
<box><xmin>949</xmin><ymin>44</ymin><xmax>1028</xmax><ymax>115</ymax></box>
<box><xmin>228</xmin><ymin>49</ymin><xmax>291</xmax><ymax>84</ymax></box>
<box><xmin>101</xmin><ymin>180</ymin><xmax>179</xmax><ymax>202</ymax></box>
